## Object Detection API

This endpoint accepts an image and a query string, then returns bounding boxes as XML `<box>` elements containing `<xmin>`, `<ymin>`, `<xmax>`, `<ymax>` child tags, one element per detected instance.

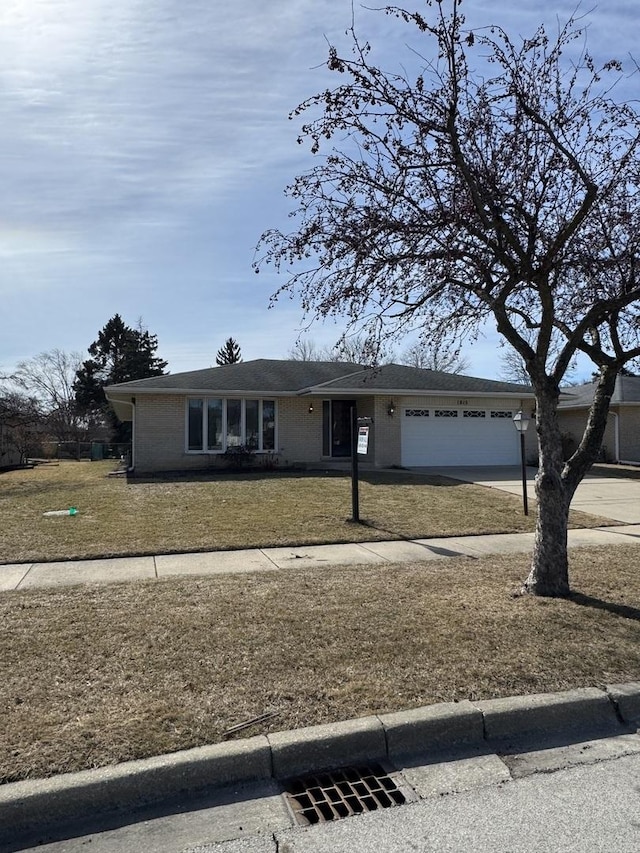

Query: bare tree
<box><xmin>400</xmin><ymin>339</ymin><xmax>470</xmax><ymax>373</ymax></box>
<box><xmin>330</xmin><ymin>334</ymin><xmax>395</xmax><ymax>363</ymax></box>
<box><xmin>499</xmin><ymin>342</ymin><xmax>578</xmax><ymax>386</ymax></box>
<box><xmin>257</xmin><ymin>4</ymin><xmax>640</xmax><ymax>596</ymax></box>
<box><xmin>289</xmin><ymin>335</ymin><xmax>395</xmax><ymax>363</ymax></box>
<box><xmin>288</xmin><ymin>339</ymin><xmax>323</xmax><ymax>361</ymax></box>
<box><xmin>11</xmin><ymin>349</ymin><xmax>85</xmax><ymax>445</ymax></box>
<box><xmin>0</xmin><ymin>391</ymin><xmax>43</xmax><ymax>464</ymax></box>
<box><xmin>497</xmin><ymin>348</ymin><xmax>531</xmax><ymax>386</ymax></box>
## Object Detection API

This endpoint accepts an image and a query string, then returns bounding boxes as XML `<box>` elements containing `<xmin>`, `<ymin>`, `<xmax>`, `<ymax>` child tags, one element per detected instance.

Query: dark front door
<box><xmin>331</xmin><ymin>400</ymin><xmax>355</xmax><ymax>457</ymax></box>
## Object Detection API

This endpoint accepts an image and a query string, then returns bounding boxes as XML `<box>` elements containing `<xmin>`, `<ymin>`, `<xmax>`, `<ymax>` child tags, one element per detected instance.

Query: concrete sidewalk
<box><xmin>3</xmin><ymin>523</ymin><xmax>640</xmax><ymax>591</ymax></box>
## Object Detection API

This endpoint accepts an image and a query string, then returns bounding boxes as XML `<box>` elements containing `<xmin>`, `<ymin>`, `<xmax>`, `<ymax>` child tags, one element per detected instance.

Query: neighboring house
<box><xmin>558</xmin><ymin>376</ymin><xmax>640</xmax><ymax>464</ymax></box>
<box><xmin>104</xmin><ymin>359</ymin><xmax>536</xmax><ymax>474</ymax></box>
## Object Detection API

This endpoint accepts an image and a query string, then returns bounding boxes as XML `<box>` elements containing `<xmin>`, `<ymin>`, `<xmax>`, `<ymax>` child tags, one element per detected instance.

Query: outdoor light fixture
<box><xmin>387</xmin><ymin>401</ymin><xmax>395</xmax><ymax>417</ymax></box>
<box><xmin>512</xmin><ymin>410</ymin><xmax>530</xmax><ymax>434</ymax></box>
<box><xmin>512</xmin><ymin>410</ymin><xmax>530</xmax><ymax>516</ymax></box>
<box><xmin>308</xmin><ymin>403</ymin><xmax>314</xmax><ymax>414</ymax></box>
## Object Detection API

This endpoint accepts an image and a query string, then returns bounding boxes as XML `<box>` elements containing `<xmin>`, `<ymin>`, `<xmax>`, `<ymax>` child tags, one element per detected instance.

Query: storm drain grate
<box><xmin>283</xmin><ymin>762</ymin><xmax>413</xmax><ymax>826</ymax></box>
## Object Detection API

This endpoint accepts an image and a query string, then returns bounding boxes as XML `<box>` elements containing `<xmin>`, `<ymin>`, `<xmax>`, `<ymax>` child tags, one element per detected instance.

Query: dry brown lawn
<box><xmin>2</xmin><ymin>545</ymin><xmax>639</xmax><ymax>784</ymax></box>
<box><xmin>0</xmin><ymin>460</ymin><xmax>609</xmax><ymax>563</ymax></box>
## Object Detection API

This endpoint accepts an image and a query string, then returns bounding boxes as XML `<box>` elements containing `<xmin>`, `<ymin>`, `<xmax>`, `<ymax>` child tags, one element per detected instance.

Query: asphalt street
<box><xmin>12</xmin><ymin>735</ymin><xmax>640</xmax><ymax>853</ymax></box>
<box><xmin>197</xmin><ymin>750</ymin><xmax>640</xmax><ymax>853</ymax></box>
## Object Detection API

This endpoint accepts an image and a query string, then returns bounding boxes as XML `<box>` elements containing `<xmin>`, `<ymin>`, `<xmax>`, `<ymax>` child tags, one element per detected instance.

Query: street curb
<box><xmin>474</xmin><ymin>687</ymin><xmax>621</xmax><ymax>744</ymax></box>
<box><xmin>379</xmin><ymin>699</ymin><xmax>483</xmax><ymax>759</ymax></box>
<box><xmin>0</xmin><ymin>736</ymin><xmax>272</xmax><ymax>840</ymax></box>
<box><xmin>606</xmin><ymin>682</ymin><xmax>640</xmax><ymax>724</ymax></box>
<box><xmin>2</xmin><ymin>684</ymin><xmax>640</xmax><ymax>841</ymax></box>
<box><xmin>268</xmin><ymin>715</ymin><xmax>386</xmax><ymax>779</ymax></box>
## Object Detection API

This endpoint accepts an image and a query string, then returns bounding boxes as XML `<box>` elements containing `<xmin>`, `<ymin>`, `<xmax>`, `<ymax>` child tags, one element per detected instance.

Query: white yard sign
<box><xmin>357</xmin><ymin>425</ymin><xmax>369</xmax><ymax>455</ymax></box>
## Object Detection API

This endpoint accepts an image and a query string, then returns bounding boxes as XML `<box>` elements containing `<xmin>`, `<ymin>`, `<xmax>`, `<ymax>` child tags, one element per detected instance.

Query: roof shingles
<box><xmin>105</xmin><ymin>359</ymin><xmax>533</xmax><ymax>397</ymax></box>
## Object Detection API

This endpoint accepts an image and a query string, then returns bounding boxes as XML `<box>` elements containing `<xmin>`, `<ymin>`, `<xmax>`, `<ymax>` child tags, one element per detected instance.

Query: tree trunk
<box><xmin>523</xmin><ymin>469</ymin><xmax>571</xmax><ymax>596</ymax></box>
<box><xmin>522</xmin><ymin>384</ymin><xmax>571</xmax><ymax>597</ymax></box>
<box><xmin>521</xmin><ymin>367</ymin><xmax>619</xmax><ymax>596</ymax></box>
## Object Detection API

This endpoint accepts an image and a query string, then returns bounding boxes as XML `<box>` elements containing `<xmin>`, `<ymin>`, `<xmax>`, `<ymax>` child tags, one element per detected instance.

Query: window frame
<box><xmin>185</xmin><ymin>397</ymin><xmax>277</xmax><ymax>454</ymax></box>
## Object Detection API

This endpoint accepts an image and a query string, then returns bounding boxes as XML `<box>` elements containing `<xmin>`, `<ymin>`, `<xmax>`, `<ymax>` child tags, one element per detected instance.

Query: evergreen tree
<box><xmin>74</xmin><ymin>314</ymin><xmax>167</xmax><ymax>441</ymax></box>
<box><xmin>216</xmin><ymin>337</ymin><xmax>242</xmax><ymax>366</ymax></box>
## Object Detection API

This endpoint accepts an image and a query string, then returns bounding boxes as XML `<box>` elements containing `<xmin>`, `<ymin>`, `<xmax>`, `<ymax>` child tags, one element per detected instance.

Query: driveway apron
<box><xmin>419</xmin><ymin>466</ymin><xmax>640</xmax><ymax>524</ymax></box>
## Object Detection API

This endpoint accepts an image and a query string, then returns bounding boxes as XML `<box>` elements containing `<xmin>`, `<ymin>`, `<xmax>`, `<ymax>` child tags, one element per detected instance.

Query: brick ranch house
<box><xmin>105</xmin><ymin>359</ymin><xmax>537</xmax><ymax>475</ymax></box>
<box><xmin>558</xmin><ymin>375</ymin><xmax>640</xmax><ymax>464</ymax></box>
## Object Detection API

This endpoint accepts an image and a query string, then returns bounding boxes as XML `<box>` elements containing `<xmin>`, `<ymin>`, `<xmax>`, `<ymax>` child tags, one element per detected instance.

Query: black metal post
<box><xmin>520</xmin><ymin>432</ymin><xmax>529</xmax><ymax>516</ymax></box>
<box><xmin>350</xmin><ymin>405</ymin><xmax>360</xmax><ymax>523</ymax></box>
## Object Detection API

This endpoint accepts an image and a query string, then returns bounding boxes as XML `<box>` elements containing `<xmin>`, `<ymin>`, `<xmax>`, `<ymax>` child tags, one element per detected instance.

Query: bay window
<box><xmin>187</xmin><ymin>398</ymin><xmax>276</xmax><ymax>453</ymax></box>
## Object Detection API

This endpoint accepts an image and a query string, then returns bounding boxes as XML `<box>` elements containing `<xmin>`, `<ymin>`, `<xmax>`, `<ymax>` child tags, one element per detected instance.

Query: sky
<box><xmin>0</xmin><ymin>0</ymin><xmax>637</xmax><ymax>381</ymax></box>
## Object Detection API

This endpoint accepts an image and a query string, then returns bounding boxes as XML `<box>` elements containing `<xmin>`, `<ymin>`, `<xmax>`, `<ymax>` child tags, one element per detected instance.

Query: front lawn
<box><xmin>0</xmin><ymin>461</ymin><xmax>607</xmax><ymax>563</ymax></box>
<box><xmin>1</xmin><ymin>546</ymin><xmax>639</xmax><ymax>783</ymax></box>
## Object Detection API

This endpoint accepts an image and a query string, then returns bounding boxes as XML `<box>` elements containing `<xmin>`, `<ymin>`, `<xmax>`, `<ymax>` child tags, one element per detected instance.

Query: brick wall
<box><xmin>618</xmin><ymin>407</ymin><xmax>640</xmax><ymax>462</ymax></box>
<box><xmin>373</xmin><ymin>396</ymin><xmax>401</xmax><ymax>467</ymax></box>
<box><xmin>134</xmin><ymin>395</ymin><xmax>331</xmax><ymax>473</ymax></box>
<box><xmin>277</xmin><ymin>397</ymin><xmax>377</xmax><ymax>466</ymax></box>
<box><xmin>276</xmin><ymin>397</ymin><xmax>322</xmax><ymax>467</ymax></box>
<box><xmin>558</xmin><ymin>407</ymin><xmax>622</xmax><ymax>462</ymax></box>
<box><xmin>134</xmin><ymin>394</ymin><xmax>193</xmax><ymax>472</ymax></box>
<box><xmin>133</xmin><ymin>393</ymin><xmax>540</xmax><ymax>473</ymax></box>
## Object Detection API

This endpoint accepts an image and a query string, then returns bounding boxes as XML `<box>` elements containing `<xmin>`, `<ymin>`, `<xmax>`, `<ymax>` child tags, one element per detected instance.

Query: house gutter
<box><xmin>610</xmin><ymin>411</ymin><xmax>620</xmax><ymax>463</ymax></box>
<box><xmin>300</xmin><ymin>389</ymin><xmax>536</xmax><ymax>399</ymax></box>
<box><xmin>130</xmin><ymin>397</ymin><xmax>136</xmax><ymax>471</ymax></box>
<box><xmin>106</xmin><ymin>387</ymin><xmax>538</xmax><ymax>400</ymax></box>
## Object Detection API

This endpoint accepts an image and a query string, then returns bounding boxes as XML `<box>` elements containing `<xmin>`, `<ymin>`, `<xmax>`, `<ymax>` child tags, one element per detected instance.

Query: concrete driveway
<box><xmin>421</xmin><ymin>466</ymin><xmax>640</xmax><ymax>524</ymax></box>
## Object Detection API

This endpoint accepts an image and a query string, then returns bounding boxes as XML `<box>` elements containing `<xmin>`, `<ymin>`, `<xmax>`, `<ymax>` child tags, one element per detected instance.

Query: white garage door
<box><xmin>401</xmin><ymin>407</ymin><xmax>520</xmax><ymax>466</ymax></box>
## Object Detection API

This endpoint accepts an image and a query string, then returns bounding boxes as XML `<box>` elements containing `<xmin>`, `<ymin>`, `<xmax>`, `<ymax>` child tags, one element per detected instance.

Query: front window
<box><xmin>187</xmin><ymin>398</ymin><xmax>276</xmax><ymax>453</ymax></box>
<box><xmin>262</xmin><ymin>400</ymin><xmax>275</xmax><ymax>451</ymax></box>
<box><xmin>245</xmin><ymin>399</ymin><xmax>259</xmax><ymax>449</ymax></box>
<box><xmin>207</xmin><ymin>399</ymin><xmax>223</xmax><ymax>450</ymax></box>
<box><xmin>226</xmin><ymin>399</ymin><xmax>242</xmax><ymax>447</ymax></box>
<box><xmin>188</xmin><ymin>399</ymin><xmax>203</xmax><ymax>451</ymax></box>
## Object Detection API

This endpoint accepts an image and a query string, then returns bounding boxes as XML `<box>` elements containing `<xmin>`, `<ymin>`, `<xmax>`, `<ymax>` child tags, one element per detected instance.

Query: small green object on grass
<box><xmin>42</xmin><ymin>507</ymin><xmax>79</xmax><ymax>517</ymax></box>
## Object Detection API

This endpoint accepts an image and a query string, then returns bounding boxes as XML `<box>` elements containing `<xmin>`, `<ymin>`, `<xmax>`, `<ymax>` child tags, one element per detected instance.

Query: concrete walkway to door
<box><xmin>422</xmin><ymin>465</ymin><xmax>640</xmax><ymax>524</ymax></box>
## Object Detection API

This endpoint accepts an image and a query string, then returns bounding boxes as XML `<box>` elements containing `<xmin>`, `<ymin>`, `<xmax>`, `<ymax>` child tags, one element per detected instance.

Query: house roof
<box><xmin>559</xmin><ymin>375</ymin><xmax>640</xmax><ymax>408</ymax></box>
<box><xmin>105</xmin><ymin>359</ymin><xmax>534</xmax><ymax>400</ymax></box>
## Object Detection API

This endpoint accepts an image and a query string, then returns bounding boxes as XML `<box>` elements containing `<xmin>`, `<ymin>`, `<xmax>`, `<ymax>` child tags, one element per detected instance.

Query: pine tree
<box><xmin>74</xmin><ymin>315</ymin><xmax>167</xmax><ymax>440</ymax></box>
<box><xmin>216</xmin><ymin>338</ymin><xmax>242</xmax><ymax>366</ymax></box>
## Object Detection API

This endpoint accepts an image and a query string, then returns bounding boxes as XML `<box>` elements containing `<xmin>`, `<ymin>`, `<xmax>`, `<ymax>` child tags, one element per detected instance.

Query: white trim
<box><xmin>107</xmin><ymin>386</ymin><xmax>536</xmax><ymax>400</ymax></box>
<box><xmin>304</xmin><ymin>388</ymin><xmax>535</xmax><ymax>399</ymax></box>
<box><xmin>131</xmin><ymin>399</ymin><xmax>136</xmax><ymax>470</ymax></box>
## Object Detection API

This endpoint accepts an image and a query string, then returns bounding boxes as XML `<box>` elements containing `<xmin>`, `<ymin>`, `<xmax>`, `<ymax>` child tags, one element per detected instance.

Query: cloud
<box><xmin>0</xmin><ymin>0</ymin><xmax>637</xmax><ymax>377</ymax></box>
